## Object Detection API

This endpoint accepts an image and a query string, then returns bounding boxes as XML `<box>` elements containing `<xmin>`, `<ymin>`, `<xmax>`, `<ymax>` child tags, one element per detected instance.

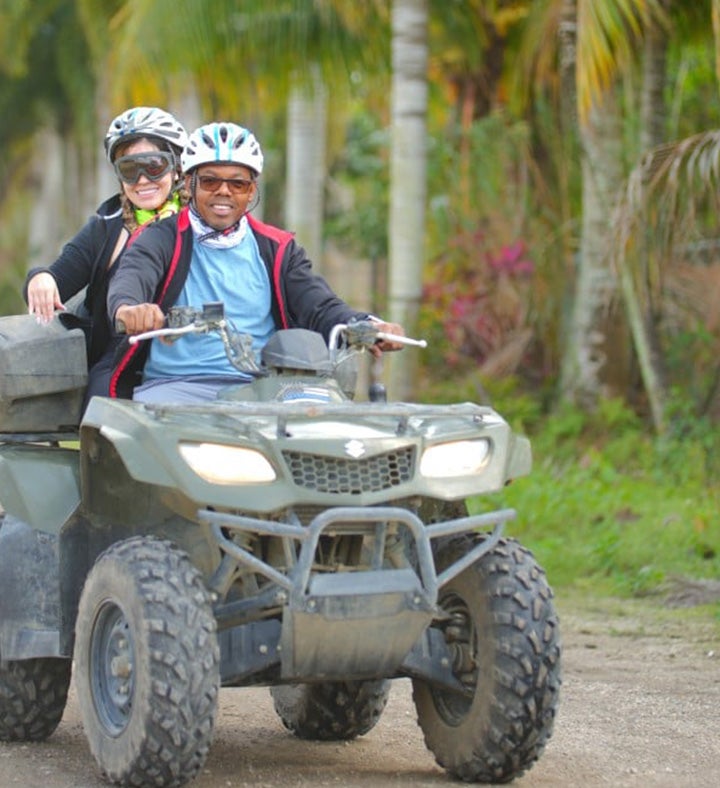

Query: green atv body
<box><xmin>0</xmin><ymin>307</ymin><xmax>560</xmax><ymax>787</ymax></box>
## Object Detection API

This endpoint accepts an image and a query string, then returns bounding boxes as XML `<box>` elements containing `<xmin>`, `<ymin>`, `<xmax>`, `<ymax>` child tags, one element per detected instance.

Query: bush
<box><xmin>466</xmin><ymin>398</ymin><xmax>720</xmax><ymax>598</ymax></box>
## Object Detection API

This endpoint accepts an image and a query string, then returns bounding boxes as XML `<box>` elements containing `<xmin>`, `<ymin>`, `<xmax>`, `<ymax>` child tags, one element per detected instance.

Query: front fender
<box><xmin>82</xmin><ymin>397</ymin><xmax>178</xmax><ymax>487</ymax></box>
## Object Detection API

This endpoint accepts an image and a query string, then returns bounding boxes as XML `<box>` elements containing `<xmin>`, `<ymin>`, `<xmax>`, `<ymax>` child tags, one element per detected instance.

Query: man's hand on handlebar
<box><xmin>368</xmin><ymin>320</ymin><xmax>405</xmax><ymax>358</ymax></box>
<box><xmin>115</xmin><ymin>303</ymin><xmax>165</xmax><ymax>335</ymax></box>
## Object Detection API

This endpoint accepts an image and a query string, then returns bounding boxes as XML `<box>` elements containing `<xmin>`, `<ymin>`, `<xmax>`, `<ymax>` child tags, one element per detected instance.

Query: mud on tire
<box><xmin>413</xmin><ymin>535</ymin><xmax>561</xmax><ymax>784</ymax></box>
<box><xmin>271</xmin><ymin>679</ymin><xmax>391</xmax><ymax>741</ymax></box>
<box><xmin>74</xmin><ymin>536</ymin><xmax>219</xmax><ymax>787</ymax></box>
<box><xmin>0</xmin><ymin>656</ymin><xmax>71</xmax><ymax>742</ymax></box>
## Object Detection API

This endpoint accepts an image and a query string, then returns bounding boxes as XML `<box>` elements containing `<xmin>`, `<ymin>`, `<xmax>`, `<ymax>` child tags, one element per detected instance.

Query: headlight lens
<box><xmin>179</xmin><ymin>442</ymin><xmax>276</xmax><ymax>484</ymax></box>
<box><xmin>420</xmin><ymin>439</ymin><xmax>491</xmax><ymax>478</ymax></box>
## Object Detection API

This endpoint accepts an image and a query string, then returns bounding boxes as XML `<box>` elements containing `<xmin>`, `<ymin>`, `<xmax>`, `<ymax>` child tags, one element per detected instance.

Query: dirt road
<box><xmin>0</xmin><ymin>595</ymin><xmax>717</xmax><ymax>788</ymax></box>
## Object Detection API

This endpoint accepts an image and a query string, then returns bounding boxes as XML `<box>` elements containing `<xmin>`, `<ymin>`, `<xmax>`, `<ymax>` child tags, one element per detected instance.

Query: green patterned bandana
<box><xmin>133</xmin><ymin>192</ymin><xmax>181</xmax><ymax>226</ymax></box>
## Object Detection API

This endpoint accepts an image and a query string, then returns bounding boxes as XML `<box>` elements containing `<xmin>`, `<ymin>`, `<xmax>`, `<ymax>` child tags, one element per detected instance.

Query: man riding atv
<box><xmin>107</xmin><ymin>121</ymin><xmax>405</xmax><ymax>403</ymax></box>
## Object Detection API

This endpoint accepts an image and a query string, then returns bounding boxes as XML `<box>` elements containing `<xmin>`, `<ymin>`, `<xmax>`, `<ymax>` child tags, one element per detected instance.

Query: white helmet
<box><xmin>182</xmin><ymin>122</ymin><xmax>264</xmax><ymax>175</ymax></box>
<box><xmin>104</xmin><ymin>107</ymin><xmax>188</xmax><ymax>162</ymax></box>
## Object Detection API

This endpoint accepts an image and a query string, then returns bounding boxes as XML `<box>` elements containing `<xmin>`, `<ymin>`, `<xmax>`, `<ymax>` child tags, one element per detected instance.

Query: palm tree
<box><xmin>577</xmin><ymin>1</ymin><xmax>715</xmax><ymax>431</ymax></box>
<box><xmin>285</xmin><ymin>68</ymin><xmax>328</xmax><ymax>266</ymax></box>
<box><xmin>567</xmin><ymin>1</ymin><xmax>673</xmax><ymax>410</ymax></box>
<box><xmin>386</xmin><ymin>0</ymin><xmax>429</xmax><ymax>399</ymax></box>
<box><xmin>514</xmin><ymin>0</ymin><xmax>669</xmax><ymax>409</ymax></box>
<box><xmin>613</xmin><ymin>128</ymin><xmax>720</xmax><ymax>429</ymax></box>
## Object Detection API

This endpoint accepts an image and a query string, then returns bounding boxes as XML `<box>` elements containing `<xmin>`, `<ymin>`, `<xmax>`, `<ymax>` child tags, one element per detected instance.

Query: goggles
<box><xmin>114</xmin><ymin>152</ymin><xmax>175</xmax><ymax>184</ymax></box>
<box><xmin>196</xmin><ymin>175</ymin><xmax>254</xmax><ymax>195</ymax></box>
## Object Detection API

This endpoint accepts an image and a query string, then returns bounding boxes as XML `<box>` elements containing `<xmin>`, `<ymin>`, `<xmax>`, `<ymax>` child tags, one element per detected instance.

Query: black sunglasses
<box><xmin>114</xmin><ymin>152</ymin><xmax>175</xmax><ymax>184</ymax></box>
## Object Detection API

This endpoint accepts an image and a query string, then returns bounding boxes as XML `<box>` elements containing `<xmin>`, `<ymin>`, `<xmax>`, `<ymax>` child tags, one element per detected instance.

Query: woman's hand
<box><xmin>27</xmin><ymin>272</ymin><xmax>64</xmax><ymax>324</ymax></box>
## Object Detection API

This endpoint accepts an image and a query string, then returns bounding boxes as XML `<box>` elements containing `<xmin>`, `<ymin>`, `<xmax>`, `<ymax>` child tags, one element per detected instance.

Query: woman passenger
<box><xmin>24</xmin><ymin>106</ymin><xmax>189</xmax><ymax>402</ymax></box>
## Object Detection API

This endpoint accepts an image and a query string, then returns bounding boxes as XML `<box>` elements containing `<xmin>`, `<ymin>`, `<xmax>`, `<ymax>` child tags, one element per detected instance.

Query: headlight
<box><xmin>179</xmin><ymin>442</ymin><xmax>276</xmax><ymax>484</ymax></box>
<box><xmin>420</xmin><ymin>439</ymin><xmax>491</xmax><ymax>478</ymax></box>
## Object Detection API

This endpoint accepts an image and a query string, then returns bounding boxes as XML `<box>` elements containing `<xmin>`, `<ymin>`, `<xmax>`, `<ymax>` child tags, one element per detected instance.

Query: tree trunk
<box><xmin>559</xmin><ymin>88</ymin><xmax>624</xmax><ymax>408</ymax></box>
<box><xmin>640</xmin><ymin>1</ymin><xmax>669</xmax><ymax>154</ymax></box>
<box><xmin>617</xmin><ymin>256</ymin><xmax>666</xmax><ymax>431</ymax></box>
<box><xmin>285</xmin><ymin>69</ymin><xmax>327</xmax><ymax>270</ymax></box>
<box><xmin>387</xmin><ymin>0</ymin><xmax>428</xmax><ymax>401</ymax></box>
<box><xmin>625</xmin><ymin>4</ymin><xmax>671</xmax><ymax>432</ymax></box>
<box><xmin>557</xmin><ymin>0</ymin><xmax>579</xmax><ymax>362</ymax></box>
<box><xmin>558</xmin><ymin>0</ymin><xmax>577</xmax><ymax>134</ymax></box>
<box><xmin>94</xmin><ymin>75</ymin><xmax>116</xmax><ymax>209</ymax></box>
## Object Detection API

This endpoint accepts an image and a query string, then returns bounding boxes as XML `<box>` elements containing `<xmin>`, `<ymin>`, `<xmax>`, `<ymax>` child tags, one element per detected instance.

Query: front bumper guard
<box><xmin>200</xmin><ymin>505</ymin><xmax>516</xmax><ymax>681</ymax></box>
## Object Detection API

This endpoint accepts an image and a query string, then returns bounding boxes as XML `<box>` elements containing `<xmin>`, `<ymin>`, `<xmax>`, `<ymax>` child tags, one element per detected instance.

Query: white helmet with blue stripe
<box><xmin>181</xmin><ymin>122</ymin><xmax>264</xmax><ymax>175</ymax></box>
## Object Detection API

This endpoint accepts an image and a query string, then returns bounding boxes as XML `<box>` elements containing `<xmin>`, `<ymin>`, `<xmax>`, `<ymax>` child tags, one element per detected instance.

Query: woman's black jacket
<box><xmin>23</xmin><ymin>195</ymin><xmax>124</xmax><ymax>367</ymax></box>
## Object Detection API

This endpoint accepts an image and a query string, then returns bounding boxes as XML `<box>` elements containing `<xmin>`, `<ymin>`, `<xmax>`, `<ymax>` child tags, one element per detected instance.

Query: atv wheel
<box><xmin>271</xmin><ymin>679</ymin><xmax>391</xmax><ymax>740</ymax></box>
<box><xmin>413</xmin><ymin>535</ymin><xmax>561</xmax><ymax>784</ymax></box>
<box><xmin>0</xmin><ymin>657</ymin><xmax>71</xmax><ymax>741</ymax></box>
<box><xmin>74</xmin><ymin>536</ymin><xmax>219</xmax><ymax>787</ymax></box>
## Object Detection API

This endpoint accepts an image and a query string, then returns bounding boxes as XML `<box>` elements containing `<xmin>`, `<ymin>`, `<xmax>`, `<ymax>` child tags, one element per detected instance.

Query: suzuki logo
<box><xmin>344</xmin><ymin>439</ymin><xmax>366</xmax><ymax>458</ymax></box>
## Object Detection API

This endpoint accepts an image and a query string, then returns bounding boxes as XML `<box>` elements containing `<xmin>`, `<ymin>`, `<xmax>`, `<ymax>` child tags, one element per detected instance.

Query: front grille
<box><xmin>282</xmin><ymin>446</ymin><xmax>415</xmax><ymax>494</ymax></box>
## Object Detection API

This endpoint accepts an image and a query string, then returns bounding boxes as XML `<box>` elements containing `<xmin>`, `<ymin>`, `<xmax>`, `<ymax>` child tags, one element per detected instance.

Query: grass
<box><xmin>465</xmin><ymin>397</ymin><xmax>720</xmax><ymax>615</ymax></box>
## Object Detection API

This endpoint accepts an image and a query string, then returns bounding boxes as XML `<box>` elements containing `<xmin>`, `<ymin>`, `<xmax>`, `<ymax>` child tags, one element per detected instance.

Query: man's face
<box><xmin>186</xmin><ymin>163</ymin><xmax>257</xmax><ymax>231</ymax></box>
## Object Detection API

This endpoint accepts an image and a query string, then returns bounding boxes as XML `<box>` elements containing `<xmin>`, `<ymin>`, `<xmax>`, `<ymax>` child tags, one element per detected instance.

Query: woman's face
<box><xmin>116</xmin><ymin>138</ymin><xmax>175</xmax><ymax>210</ymax></box>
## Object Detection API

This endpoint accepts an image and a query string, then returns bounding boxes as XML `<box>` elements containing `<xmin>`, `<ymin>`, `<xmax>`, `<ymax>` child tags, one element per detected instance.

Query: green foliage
<box><xmin>0</xmin><ymin>168</ymin><xmax>32</xmax><ymax>315</ymax></box>
<box><xmin>419</xmin><ymin>369</ymin><xmax>546</xmax><ymax>434</ymax></box>
<box><xmin>326</xmin><ymin>108</ymin><xmax>569</xmax><ymax>394</ymax></box>
<box><xmin>663</xmin><ymin>326</ymin><xmax>720</xmax><ymax>424</ymax></box>
<box><xmin>325</xmin><ymin>111</ymin><xmax>390</xmax><ymax>263</ymax></box>
<box><xmin>666</xmin><ymin>36</ymin><xmax>720</xmax><ymax>140</ymax></box>
<box><xmin>0</xmin><ymin>2</ymin><xmax>95</xmax><ymax>152</ymax></box>
<box><xmin>417</xmin><ymin>111</ymin><xmax>568</xmax><ymax>390</ymax></box>
<box><xmin>655</xmin><ymin>385</ymin><xmax>720</xmax><ymax>483</ymax></box>
<box><xmin>0</xmin><ymin>0</ymin><xmax>96</xmax><ymax>288</ymax></box>
<box><xmin>465</xmin><ymin>397</ymin><xmax>720</xmax><ymax>598</ymax></box>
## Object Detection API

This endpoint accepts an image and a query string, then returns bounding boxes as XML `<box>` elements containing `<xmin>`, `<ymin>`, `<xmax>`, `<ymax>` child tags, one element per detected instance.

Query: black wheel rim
<box><xmin>431</xmin><ymin>591</ymin><xmax>479</xmax><ymax>725</ymax></box>
<box><xmin>89</xmin><ymin>600</ymin><xmax>135</xmax><ymax>735</ymax></box>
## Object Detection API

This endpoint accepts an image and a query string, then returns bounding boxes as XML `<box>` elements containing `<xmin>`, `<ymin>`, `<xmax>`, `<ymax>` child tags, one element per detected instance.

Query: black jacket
<box><xmin>108</xmin><ymin>207</ymin><xmax>368</xmax><ymax>398</ymax></box>
<box><xmin>23</xmin><ymin>195</ymin><xmax>124</xmax><ymax>366</ymax></box>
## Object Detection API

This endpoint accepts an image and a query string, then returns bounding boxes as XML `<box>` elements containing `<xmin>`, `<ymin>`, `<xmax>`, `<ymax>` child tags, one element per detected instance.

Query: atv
<box><xmin>0</xmin><ymin>303</ymin><xmax>561</xmax><ymax>786</ymax></box>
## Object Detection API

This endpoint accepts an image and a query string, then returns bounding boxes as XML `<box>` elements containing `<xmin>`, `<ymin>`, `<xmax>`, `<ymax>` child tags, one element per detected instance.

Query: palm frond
<box><xmin>107</xmin><ymin>0</ymin><xmax>390</xmax><ymax>113</ymax></box>
<box><xmin>613</xmin><ymin>129</ymin><xmax>720</xmax><ymax>323</ymax></box>
<box><xmin>577</xmin><ymin>0</ymin><xmax>669</xmax><ymax>123</ymax></box>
